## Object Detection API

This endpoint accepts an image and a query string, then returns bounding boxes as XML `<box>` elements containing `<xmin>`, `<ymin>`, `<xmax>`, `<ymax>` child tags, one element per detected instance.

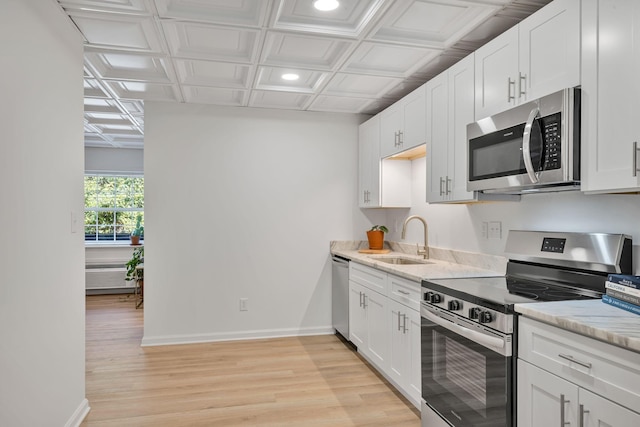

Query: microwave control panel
<box><xmin>542</xmin><ymin>112</ymin><xmax>561</xmax><ymax>170</ymax></box>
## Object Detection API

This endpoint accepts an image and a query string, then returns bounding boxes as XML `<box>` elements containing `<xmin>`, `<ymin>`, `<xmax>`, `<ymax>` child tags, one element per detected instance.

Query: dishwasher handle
<box><xmin>332</xmin><ymin>255</ymin><xmax>350</xmax><ymax>267</ymax></box>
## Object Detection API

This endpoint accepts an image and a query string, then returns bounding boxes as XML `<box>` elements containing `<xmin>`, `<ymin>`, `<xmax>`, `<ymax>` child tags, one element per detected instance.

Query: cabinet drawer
<box><xmin>349</xmin><ymin>262</ymin><xmax>387</xmax><ymax>294</ymax></box>
<box><xmin>388</xmin><ymin>274</ymin><xmax>420</xmax><ymax>311</ymax></box>
<box><xmin>519</xmin><ymin>317</ymin><xmax>640</xmax><ymax>412</ymax></box>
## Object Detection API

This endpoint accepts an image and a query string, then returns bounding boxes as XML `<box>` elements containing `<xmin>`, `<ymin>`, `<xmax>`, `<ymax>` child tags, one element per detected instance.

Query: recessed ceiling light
<box><xmin>282</xmin><ymin>73</ymin><xmax>300</xmax><ymax>81</ymax></box>
<box><xmin>314</xmin><ymin>0</ymin><xmax>339</xmax><ymax>12</ymax></box>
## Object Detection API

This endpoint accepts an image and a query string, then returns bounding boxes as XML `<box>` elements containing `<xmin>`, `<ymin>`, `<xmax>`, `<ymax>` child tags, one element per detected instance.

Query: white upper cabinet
<box><xmin>475</xmin><ymin>0</ymin><xmax>580</xmax><ymax>119</ymax></box>
<box><xmin>426</xmin><ymin>54</ymin><xmax>484</xmax><ymax>203</ymax></box>
<box><xmin>358</xmin><ymin>116</ymin><xmax>380</xmax><ymax>208</ymax></box>
<box><xmin>518</xmin><ymin>0</ymin><xmax>581</xmax><ymax>102</ymax></box>
<box><xmin>581</xmin><ymin>0</ymin><xmax>640</xmax><ymax>193</ymax></box>
<box><xmin>380</xmin><ymin>85</ymin><xmax>426</xmax><ymax>158</ymax></box>
<box><xmin>474</xmin><ymin>26</ymin><xmax>519</xmax><ymax>120</ymax></box>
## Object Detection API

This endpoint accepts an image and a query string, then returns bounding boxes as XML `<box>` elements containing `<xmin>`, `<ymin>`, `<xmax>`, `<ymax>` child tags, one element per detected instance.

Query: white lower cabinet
<box><xmin>348</xmin><ymin>280</ymin><xmax>389</xmax><ymax>370</ymax></box>
<box><xmin>348</xmin><ymin>262</ymin><xmax>421</xmax><ymax>410</ymax></box>
<box><xmin>389</xmin><ymin>299</ymin><xmax>421</xmax><ymax>407</ymax></box>
<box><xmin>518</xmin><ymin>317</ymin><xmax>640</xmax><ymax>427</ymax></box>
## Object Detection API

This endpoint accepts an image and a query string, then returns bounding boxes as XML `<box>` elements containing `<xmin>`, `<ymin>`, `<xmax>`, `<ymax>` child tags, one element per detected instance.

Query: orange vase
<box><xmin>366</xmin><ymin>230</ymin><xmax>384</xmax><ymax>250</ymax></box>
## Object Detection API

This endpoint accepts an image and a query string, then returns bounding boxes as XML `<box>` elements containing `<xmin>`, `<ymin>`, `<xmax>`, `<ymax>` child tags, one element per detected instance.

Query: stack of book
<box><xmin>602</xmin><ymin>274</ymin><xmax>640</xmax><ymax>315</ymax></box>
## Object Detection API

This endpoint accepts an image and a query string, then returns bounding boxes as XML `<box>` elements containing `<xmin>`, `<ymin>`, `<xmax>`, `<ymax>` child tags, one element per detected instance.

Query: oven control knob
<box><xmin>430</xmin><ymin>293</ymin><xmax>442</xmax><ymax>303</ymax></box>
<box><xmin>424</xmin><ymin>291</ymin><xmax>434</xmax><ymax>302</ymax></box>
<box><xmin>469</xmin><ymin>307</ymin><xmax>481</xmax><ymax>320</ymax></box>
<box><xmin>448</xmin><ymin>300</ymin><xmax>462</xmax><ymax>311</ymax></box>
<box><xmin>479</xmin><ymin>311</ymin><xmax>493</xmax><ymax>323</ymax></box>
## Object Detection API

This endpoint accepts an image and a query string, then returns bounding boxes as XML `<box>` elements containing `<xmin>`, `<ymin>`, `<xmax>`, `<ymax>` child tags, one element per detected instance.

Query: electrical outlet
<box><xmin>488</xmin><ymin>221</ymin><xmax>502</xmax><ymax>239</ymax></box>
<box><xmin>481</xmin><ymin>222</ymin><xmax>488</xmax><ymax>239</ymax></box>
<box><xmin>239</xmin><ymin>298</ymin><xmax>248</xmax><ymax>311</ymax></box>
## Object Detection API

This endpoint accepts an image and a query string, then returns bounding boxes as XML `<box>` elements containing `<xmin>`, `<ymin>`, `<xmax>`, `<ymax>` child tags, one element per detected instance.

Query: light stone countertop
<box><xmin>330</xmin><ymin>240</ymin><xmax>506</xmax><ymax>283</ymax></box>
<box><xmin>515</xmin><ymin>299</ymin><xmax>640</xmax><ymax>354</ymax></box>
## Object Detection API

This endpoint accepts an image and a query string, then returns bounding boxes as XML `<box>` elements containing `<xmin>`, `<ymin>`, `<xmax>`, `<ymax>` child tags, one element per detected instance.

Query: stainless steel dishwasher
<box><xmin>331</xmin><ymin>255</ymin><xmax>350</xmax><ymax>340</ymax></box>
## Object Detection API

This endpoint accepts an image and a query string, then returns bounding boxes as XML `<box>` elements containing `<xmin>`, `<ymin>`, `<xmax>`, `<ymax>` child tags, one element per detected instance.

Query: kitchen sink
<box><xmin>370</xmin><ymin>256</ymin><xmax>432</xmax><ymax>265</ymax></box>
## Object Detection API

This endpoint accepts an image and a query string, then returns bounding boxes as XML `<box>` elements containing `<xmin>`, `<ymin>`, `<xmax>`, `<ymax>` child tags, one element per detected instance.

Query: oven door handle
<box><xmin>422</xmin><ymin>308</ymin><xmax>507</xmax><ymax>354</ymax></box>
<box><xmin>522</xmin><ymin>106</ymin><xmax>540</xmax><ymax>184</ymax></box>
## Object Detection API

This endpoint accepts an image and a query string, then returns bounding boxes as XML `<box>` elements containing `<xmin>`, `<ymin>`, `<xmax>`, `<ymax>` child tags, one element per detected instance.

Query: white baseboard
<box><xmin>141</xmin><ymin>326</ymin><xmax>335</xmax><ymax>347</ymax></box>
<box><xmin>65</xmin><ymin>398</ymin><xmax>90</xmax><ymax>427</ymax></box>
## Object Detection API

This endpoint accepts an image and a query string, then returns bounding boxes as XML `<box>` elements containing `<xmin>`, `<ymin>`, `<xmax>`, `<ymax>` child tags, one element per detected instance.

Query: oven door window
<box><xmin>421</xmin><ymin>317</ymin><xmax>511</xmax><ymax>427</ymax></box>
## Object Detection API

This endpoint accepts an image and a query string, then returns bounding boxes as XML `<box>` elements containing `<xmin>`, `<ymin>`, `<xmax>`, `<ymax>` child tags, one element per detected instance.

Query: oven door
<box><xmin>421</xmin><ymin>304</ymin><xmax>513</xmax><ymax>427</ymax></box>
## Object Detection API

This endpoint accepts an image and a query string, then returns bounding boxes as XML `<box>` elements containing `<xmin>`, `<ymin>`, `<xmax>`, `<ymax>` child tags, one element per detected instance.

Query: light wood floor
<box><xmin>83</xmin><ymin>295</ymin><xmax>421</xmax><ymax>426</ymax></box>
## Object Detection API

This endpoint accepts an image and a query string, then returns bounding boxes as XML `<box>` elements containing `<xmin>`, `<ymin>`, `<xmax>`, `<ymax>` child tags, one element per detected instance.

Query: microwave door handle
<box><xmin>522</xmin><ymin>106</ymin><xmax>540</xmax><ymax>183</ymax></box>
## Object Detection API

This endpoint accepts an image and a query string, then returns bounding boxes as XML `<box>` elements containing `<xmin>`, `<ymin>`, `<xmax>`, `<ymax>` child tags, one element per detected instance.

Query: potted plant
<box><xmin>125</xmin><ymin>245</ymin><xmax>144</xmax><ymax>308</ymax></box>
<box><xmin>366</xmin><ymin>225</ymin><xmax>388</xmax><ymax>250</ymax></box>
<box><xmin>125</xmin><ymin>246</ymin><xmax>144</xmax><ymax>283</ymax></box>
<box><xmin>130</xmin><ymin>213</ymin><xmax>143</xmax><ymax>246</ymax></box>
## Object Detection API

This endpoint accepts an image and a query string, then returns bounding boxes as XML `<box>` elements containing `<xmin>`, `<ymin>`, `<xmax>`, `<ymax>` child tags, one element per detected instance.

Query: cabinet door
<box><xmin>580</xmin><ymin>388</ymin><xmax>640</xmax><ymax>427</ymax></box>
<box><xmin>425</xmin><ymin>71</ymin><xmax>449</xmax><ymax>203</ymax></box>
<box><xmin>358</xmin><ymin>116</ymin><xmax>380</xmax><ymax>207</ymax></box>
<box><xmin>517</xmin><ymin>359</ymin><xmax>578</xmax><ymax>427</ymax></box>
<box><xmin>389</xmin><ymin>300</ymin><xmax>410</xmax><ymax>387</ymax></box>
<box><xmin>474</xmin><ymin>26</ymin><xmax>518</xmax><ymax>119</ymax></box>
<box><xmin>380</xmin><ymin>103</ymin><xmax>403</xmax><ymax>159</ymax></box>
<box><xmin>365</xmin><ymin>289</ymin><xmax>389</xmax><ymax>370</ymax></box>
<box><xmin>582</xmin><ymin>0</ymin><xmax>640</xmax><ymax>193</ymax></box>
<box><xmin>447</xmin><ymin>53</ymin><xmax>476</xmax><ymax>202</ymax></box>
<box><xmin>401</xmin><ymin>85</ymin><xmax>426</xmax><ymax>151</ymax></box>
<box><xmin>518</xmin><ymin>0</ymin><xmax>580</xmax><ymax>102</ymax></box>
<box><xmin>348</xmin><ymin>281</ymin><xmax>366</xmax><ymax>349</ymax></box>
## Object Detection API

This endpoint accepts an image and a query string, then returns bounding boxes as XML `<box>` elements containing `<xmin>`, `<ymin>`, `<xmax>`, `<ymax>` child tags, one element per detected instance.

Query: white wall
<box><xmin>85</xmin><ymin>146</ymin><xmax>144</xmax><ymax>175</ymax></box>
<box><xmin>0</xmin><ymin>1</ymin><xmax>88</xmax><ymax>426</ymax></box>
<box><xmin>385</xmin><ymin>156</ymin><xmax>640</xmax><ymax>274</ymax></box>
<box><xmin>143</xmin><ymin>102</ymin><xmax>364</xmax><ymax>345</ymax></box>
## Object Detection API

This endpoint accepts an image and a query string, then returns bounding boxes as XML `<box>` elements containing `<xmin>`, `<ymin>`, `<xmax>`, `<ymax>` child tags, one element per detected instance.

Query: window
<box><xmin>84</xmin><ymin>175</ymin><xmax>144</xmax><ymax>242</ymax></box>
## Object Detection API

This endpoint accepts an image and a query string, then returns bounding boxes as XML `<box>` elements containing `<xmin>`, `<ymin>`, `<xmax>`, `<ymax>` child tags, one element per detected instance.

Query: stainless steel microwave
<box><xmin>467</xmin><ymin>88</ymin><xmax>580</xmax><ymax>194</ymax></box>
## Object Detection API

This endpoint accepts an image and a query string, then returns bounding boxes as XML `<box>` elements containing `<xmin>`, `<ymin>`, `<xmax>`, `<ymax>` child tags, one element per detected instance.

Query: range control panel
<box><xmin>422</xmin><ymin>288</ymin><xmax>513</xmax><ymax>334</ymax></box>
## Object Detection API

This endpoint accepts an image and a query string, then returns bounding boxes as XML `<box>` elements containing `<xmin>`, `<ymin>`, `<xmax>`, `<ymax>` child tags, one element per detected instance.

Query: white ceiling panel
<box><xmin>55</xmin><ymin>0</ymin><xmax>553</xmax><ymax>146</ymax></box>
<box><xmin>84</xmin><ymin>79</ymin><xmax>110</xmax><ymax>98</ymax></box>
<box><xmin>255</xmin><ymin>66</ymin><xmax>328</xmax><ymax>93</ymax></box>
<box><xmin>308</xmin><ymin>95</ymin><xmax>377</xmax><ymax>113</ymax></box>
<box><xmin>182</xmin><ymin>86</ymin><xmax>247</xmax><ymax>106</ymax></box>
<box><xmin>85</xmin><ymin>52</ymin><xmax>172</xmax><ymax>82</ymax></box>
<box><xmin>323</xmin><ymin>73</ymin><xmax>403</xmax><ymax>98</ymax></box>
<box><xmin>343</xmin><ymin>42</ymin><xmax>441</xmax><ymax>77</ymax></box>
<box><xmin>105</xmin><ymin>80</ymin><xmax>180</xmax><ymax>101</ymax></box>
<box><xmin>249</xmin><ymin>90</ymin><xmax>312</xmax><ymax>110</ymax></box>
<box><xmin>163</xmin><ymin>21</ymin><xmax>260</xmax><ymax>63</ymax></box>
<box><xmin>261</xmin><ymin>32</ymin><xmax>351</xmax><ymax>70</ymax></box>
<box><xmin>175</xmin><ymin>60</ymin><xmax>251</xmax><ymax>88</ymax></box>
<box><xmin>371</xmin><ymin>0</ymin><xmax>505</xmax><ymax>49</ymax></box>
<box><xmin>67</xmin><ymin>11</ymin><xmax>163</xmax><ymax>52</ymax></box>
<box><xmin>155</xmin><ymin>0</ymin><xmax>269</xmax><ymax>27</ymax></box>
<box><xmin>272</xmin><ymin>0</ymin><xmax>387</xmax><ymax>37</ymax></box>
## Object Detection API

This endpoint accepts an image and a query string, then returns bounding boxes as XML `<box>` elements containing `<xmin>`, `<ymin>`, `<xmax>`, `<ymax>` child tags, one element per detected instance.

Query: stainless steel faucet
<box><xmin>401</xmin><ymin>215</ymin><xmax>429</xmax><ymax>259</ymax></box>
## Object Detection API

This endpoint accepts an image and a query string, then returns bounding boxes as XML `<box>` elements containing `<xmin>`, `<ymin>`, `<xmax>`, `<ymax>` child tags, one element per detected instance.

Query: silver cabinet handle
<box><xmin>633</xmin><ymin>141</ymin><xmax>639</xmax><ymax>177</ymax></box>
<box><xmin>402</xmin><ymin>313</ymin><xmax>408</xmax><ymax>334</ymax></box>
<box><xmin>558</xmin><ymin>353</ymin><xmax>592</xmax><ymax>369</ymax></box>
<box><xmin>523</xmin><ymin>106</ymin><xmax>541</xmax><ymax>183</ymax></box>
<box><xmin>579</xmin><ymin>404</ymin><xmax>589</xmax><ymax>427</ymax></box>
<box><xmin>519</xmin><ymin>72</ymin><xmax>526</xmax><ymax>97</ymax></box>
<box><xmin>507</xmin><ymin>78</ymin><xmax>516</xmax><ymax>102</ymax></box>
<box><xmin>397</xmin><ymin>289</ymin><xmax>410</xmax><ymax>295</ymax></box>
<box><xmin>397</xmin><ymin>311</ymin><xmax>402</xmax><ymax>331</ymax></box>
<box><xmin>445</xmin><ymin>176</ymin><xmax>451</xmax><ymax>195</ymax></box>
<box><xmin>359</xmin><ymin>291</ymin><xmax>364</xmax><ymax>308</ymax></box>
<box><xmin>398</xmin><ymin>130</ymin><xmax>404</xmax><ymax>146</ymax></box>
<box><xmin>560</xmin><ymin>394</ymin><xmax>570</xmax><ymax>426</ymax></box>
<box><xmin>439</xmin><ymin>177</ymin><xmax>444</xmax><ymax>196</ymax></box>
<box><xmin>394</xmin><ymin>131</ymin><xmax>400</xmax><ymax>147</ymax></box>
<box><xmin>362</xmin><ymin>293</ymin><xmax>367</xmax><ymax>309</ymax></box>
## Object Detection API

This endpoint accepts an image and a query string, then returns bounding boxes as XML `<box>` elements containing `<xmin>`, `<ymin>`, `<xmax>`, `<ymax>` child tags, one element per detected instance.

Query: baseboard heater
<box><xmin>85</xmin><ymin>263</ymin><xmax>129</xmax><ymax>290</ymax></box>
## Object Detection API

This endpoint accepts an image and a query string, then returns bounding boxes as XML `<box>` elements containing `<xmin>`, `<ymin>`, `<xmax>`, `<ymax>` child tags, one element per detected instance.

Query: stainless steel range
<box><xmin>420</xmin><ymin>230</ymin><xmax>633</xmax><ymax>427</ymax></box>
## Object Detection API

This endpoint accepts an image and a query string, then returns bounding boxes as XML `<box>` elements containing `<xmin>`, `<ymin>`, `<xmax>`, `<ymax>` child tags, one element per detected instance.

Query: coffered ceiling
<box><xmin>55</xmin><ymin>0</ymin><xmax>552</xmax><ymax>148</ymax></box>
